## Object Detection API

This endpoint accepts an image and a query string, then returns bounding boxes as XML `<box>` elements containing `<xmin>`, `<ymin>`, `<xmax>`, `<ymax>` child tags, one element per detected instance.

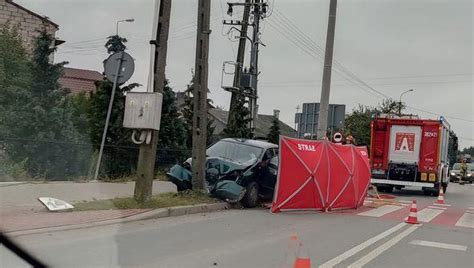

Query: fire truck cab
<box><xmin>370</xmin><ymin>115</ymin><xmax>451</xmax><ymax>195</ymax></box>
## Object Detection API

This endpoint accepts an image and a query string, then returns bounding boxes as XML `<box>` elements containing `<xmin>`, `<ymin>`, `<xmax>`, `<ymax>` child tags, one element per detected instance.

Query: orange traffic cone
<box><xmin>405</xmin><ymin>200</ymin><xmax>419</xmax><ymax>224</ymax></box>
<box><xmin>293</xmin><ymin>257</ymin><xmax>311</xmax><ymax>268</ymax></box>
<box><xmin>285</xmin><ymin>235</ymin><xmax>312</xmax><ymax>268</ymax></box>
<box><xmin>436</xmin><ymin>187</ymin><xmax>445</xmax><ymax>204</ymax></box>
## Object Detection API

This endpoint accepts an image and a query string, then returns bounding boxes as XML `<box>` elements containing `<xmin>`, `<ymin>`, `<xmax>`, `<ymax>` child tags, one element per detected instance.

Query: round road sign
<box><xmin>333</xmin><ymin>132</ymin><xmax>343</xmax><ymax>143</ymax></box>
<box><xmin>104</xmin><ymin>51</ymin><xmax>135</xmax><ymax>85</ymax></box>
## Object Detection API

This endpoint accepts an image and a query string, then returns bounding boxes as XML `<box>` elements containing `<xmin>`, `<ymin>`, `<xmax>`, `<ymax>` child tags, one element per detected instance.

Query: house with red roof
<box><xmin>59</xmin><ymin>67</ymin><xmax>104</xmax><ymax>95</ymax></box>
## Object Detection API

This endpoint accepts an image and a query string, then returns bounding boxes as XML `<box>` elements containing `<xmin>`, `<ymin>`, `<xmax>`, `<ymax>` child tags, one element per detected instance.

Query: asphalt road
<box><xmin>2</xmin><ymin>183</ymin><xmax>473</xmax><ymax>268</ymax></box>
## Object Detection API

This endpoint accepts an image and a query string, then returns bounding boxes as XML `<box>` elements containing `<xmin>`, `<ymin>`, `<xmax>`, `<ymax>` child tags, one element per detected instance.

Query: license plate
<box><xmin>372</xmin><ymin>170</ymin><xmax>385</xmax><ymax>175</ymax></box>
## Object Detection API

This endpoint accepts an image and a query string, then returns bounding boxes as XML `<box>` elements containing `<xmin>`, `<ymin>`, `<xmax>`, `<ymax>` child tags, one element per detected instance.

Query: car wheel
<box><xmin>241</xmin><ymin>182</ymin><xmax>259</xmax><ymax>208</ymax></box>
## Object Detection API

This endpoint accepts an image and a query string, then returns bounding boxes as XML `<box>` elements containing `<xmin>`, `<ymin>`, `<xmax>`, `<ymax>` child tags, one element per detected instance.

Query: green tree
<box><xmin>87</xmin><ymin>81</ymin><xmax>139</xmax><ymax>177</ymax></box>
<box><xmin>182</xmin><ymin>75</ymin><xmax>215</xmax><ymax>148</ymax></box>
<box><xmin>0</xmin><ymin>24</ymin><xmax>32</xmax><ymax>180</ymax></box>
<box><xmin>448</xmin><ymin>131</ymin><xmax>459</xmax><ymax>166</ymax></box>
<box><xmin>105</xmin><ymin>35</ymin><xmax>127</xmax><ymax>54</ymax></box>
<box><xmin>460</xmin><ymin>146</ymin><xmax>474</xmax><ymax>155</ymax></box>
<box><xmin>377</xmin><ymin>98</ymin><xmax>405</xmax><ymax>115</ymax></box>
<box><xmin>0</xmin><ymin>24</ymin><xmax>31</xmax><ymax>138</ymax></box>
<box><xmin>223</xmin><ymin>94</ymin><xmax>253</xmax><ymax>139</ymax></box>
<box><xmin>1</xmin><ymin>30</ymin><xmax>86</xmax><ymax>179</ymax></box>
<box><xmin>267</xmin><ymin>115</ymin><xmax>281</xmax><ymax>144</ymax></box>
<box><xmin>159</xmin><ymin>80</ymin><xmax>187</xmax><ymax>149</ymax></box>
<box><xmin>344</xmin><ymin>99</ymin><xmax>405</xmax><ymax>147</ymax></box>
<box><xmin>344</xmin><ymin>105</ymin><xmax>373</xmax><ymax>146</ymax></box>
<box><xmin>66</xmin><ymin>92</ymin><xmax>92</xmax><ymax>140</ymax></box>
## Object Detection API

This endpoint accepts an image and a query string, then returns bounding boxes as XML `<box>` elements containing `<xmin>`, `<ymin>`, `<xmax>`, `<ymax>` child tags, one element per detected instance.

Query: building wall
<box><xmin>0</xmin><ymin>0</ymin><xmax>58</xmax><ymax>54</ymax></box>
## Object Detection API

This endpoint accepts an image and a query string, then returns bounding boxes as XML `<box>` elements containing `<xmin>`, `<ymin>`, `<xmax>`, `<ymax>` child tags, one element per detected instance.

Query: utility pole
<box><xmin>223</xmin><ymin>0</ymin><xmax>267</xmax><ymax>135</ymax></box>
<box><xmin>192</xmin><ymin>0</ymin><xmax>211</xmax><ymax>190</ymax></box>
<box><xmin>316</xmin><ymin>0</ymin><xmax>338</xmax><ymax>139</ymax></box>
<box><xmin>227</xmin><ymin>0</ymin><xmax>252</xmax><ymax>126</ymax></box>
<box><xmin>134</xmin><ymin>0</ymin><xmax>172</xmax><ymax>203</ymax></box>
<box><xmin>248</xmin><ymin>0</ymin><xmax>261</xmax><ymax>132</ymax></box>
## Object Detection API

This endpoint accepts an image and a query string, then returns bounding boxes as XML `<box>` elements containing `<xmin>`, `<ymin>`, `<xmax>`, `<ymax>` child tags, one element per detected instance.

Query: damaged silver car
<box><xmin>167</xmin><ymin>138</ymin><xmax>278</xmax><ymax>208</ymax></box>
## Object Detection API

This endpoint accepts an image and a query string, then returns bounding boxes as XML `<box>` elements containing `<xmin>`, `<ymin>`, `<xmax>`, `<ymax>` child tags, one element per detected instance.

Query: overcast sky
<box><xmin>17</xmin><ymin>0</ymin><xmax>473</xmax><ymax>148</ymax></box>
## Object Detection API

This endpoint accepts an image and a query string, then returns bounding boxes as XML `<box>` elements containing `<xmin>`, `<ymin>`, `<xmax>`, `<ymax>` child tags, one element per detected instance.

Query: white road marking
<box><xmin>365</xmin><ymin>198</ymin><xmax>412</xmax><ymax>204</ymax></box>
<box><xmin>412</xmin><ymin>208</ymin><xmax>444</xmax><ymax>222</ymax></box>
<box><xmin>431</xmin><ymin>203</ymin><xmax>451</xmax><ymax>207</ymax></box>
<box><xmin>468</xmin><ymin>207</ymin><xmax>474</xmax><ymax>210</ymax></box>
<box><xmin>358</xmin><ymin>205</ymin><xmax>404</xmax><ymax>217</ymax></box>
<box><xmin>318</xmin><ymin>223</ymin><xmax>406</xmax><ymax>268</ymax></box>
<box><xmin>427</xmin><ymin>205</ymin><xmax>447</xmax><ymax>210</ymax></box>
<box><xmin>455</xmin><ymin>212</ymin><xmax>474</xmax><ymax>228</ymax></box>
<box><xmin>409</xmin><ymin>240</ymin><xmax>467</xmax><ymax>251</ymax></box>
<box><xmin>348</xmin><ymin>224</ymin><xmax>420</xmax><ymax>268</ymax></box>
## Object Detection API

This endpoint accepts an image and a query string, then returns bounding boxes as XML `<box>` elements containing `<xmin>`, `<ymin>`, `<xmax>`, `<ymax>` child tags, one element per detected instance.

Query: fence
<box><xmin>0</xmin><ymin>137</ymin><xmax>190</xmax><ymax>180</ymax></box>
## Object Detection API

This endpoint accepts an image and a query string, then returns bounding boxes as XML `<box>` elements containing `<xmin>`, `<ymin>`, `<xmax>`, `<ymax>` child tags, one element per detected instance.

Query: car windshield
<box><xmin>206</xmin><ymin>140</ymin><xmax>264</xmax><ymax>165</ymax></box>
<box><xmin>452</xmin><ymin>163</ymin><xmax>473</xmax><ymax>170</ymax></box>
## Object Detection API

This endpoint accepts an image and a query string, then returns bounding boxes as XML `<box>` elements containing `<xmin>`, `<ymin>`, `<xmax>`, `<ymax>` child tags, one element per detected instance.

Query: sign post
<box><xmin>93</xmin><ymin>51</ymin><xmax>135</xmax><ymax>181</ymax></box>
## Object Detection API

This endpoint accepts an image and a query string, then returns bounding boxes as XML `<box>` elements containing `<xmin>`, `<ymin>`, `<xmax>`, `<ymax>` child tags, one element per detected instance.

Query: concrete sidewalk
<box><xmin>0</xmin><ymin>181</ymin><xmax>177</xmax><ymax>233</ymax></box>
<box><xmin>0</xmin><ymin>181</ymin><xmax>176</xmax><ymax>208</ymax></box>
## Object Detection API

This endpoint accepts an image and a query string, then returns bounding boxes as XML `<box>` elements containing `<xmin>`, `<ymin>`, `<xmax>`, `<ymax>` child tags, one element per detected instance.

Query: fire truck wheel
<box><xmin>376</xmin><ymin>185</ymin><xmax>393</xmax><ymax>193</ymax></box>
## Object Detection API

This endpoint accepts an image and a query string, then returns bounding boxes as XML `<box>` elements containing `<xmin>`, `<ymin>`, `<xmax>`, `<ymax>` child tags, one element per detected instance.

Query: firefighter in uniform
<box><xmin>345</xmin><ymin>135</ymin><xmax>355</xmax><ymax>145</ymax></box>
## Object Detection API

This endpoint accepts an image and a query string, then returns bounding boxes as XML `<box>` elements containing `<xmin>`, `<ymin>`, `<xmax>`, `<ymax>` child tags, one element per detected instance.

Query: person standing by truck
<box><xmin>345</xmin><ymin>135</ymin><xmax>356</xmax><ymax>145</ymax></box>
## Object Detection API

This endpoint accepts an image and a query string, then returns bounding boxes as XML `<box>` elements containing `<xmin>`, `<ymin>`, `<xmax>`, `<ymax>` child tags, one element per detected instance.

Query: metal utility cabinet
<box><xmin>123</xmin><ymin>92</ymin><xmax>163</xmax><ymax>131</ymax></box>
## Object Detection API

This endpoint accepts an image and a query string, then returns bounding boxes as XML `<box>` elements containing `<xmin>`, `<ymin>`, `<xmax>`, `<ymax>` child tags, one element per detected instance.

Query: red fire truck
<box><xmin>370</xmin><ymin>115</ymin><xmax>451</xmax><ymax>195</ymax></box>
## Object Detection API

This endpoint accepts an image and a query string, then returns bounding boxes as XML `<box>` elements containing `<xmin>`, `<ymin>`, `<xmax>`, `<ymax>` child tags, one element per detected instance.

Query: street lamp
<box><xmin>116</xmin><ymin>18</ymin><xmax>135</xmax><ymax>35</ymax></box>
<box><xmin>399</xmin><ymin>89</ymin><xmax>414</xmax><ymax>116</ymax></box>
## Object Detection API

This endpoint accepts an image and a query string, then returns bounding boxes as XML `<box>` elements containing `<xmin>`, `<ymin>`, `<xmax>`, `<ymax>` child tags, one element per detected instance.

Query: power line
<box><xmin>458</xmin><ymin>137</ymin><xmax>474</xmax><ymax>142</ymax></box>
<box><xmin>259</xmin><ymin>80</ymin><xmax>473</xmax><ymax>87</ymax></box>
<box><xmin>268</xmin><ymin>8</ymin><xmax>474</xmax><ymax>123</ymax></box>
<box><xmin>269</xmin><ymin>12</ymin><xmax>388</xmax><ymax>99</ymax></box>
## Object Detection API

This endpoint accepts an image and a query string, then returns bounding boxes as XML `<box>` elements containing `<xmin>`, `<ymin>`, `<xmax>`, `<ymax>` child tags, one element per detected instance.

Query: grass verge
<box><xmin>73</xmin><ymin>191</ymin><xmax>219</xmax><ymax>211</ymax></box>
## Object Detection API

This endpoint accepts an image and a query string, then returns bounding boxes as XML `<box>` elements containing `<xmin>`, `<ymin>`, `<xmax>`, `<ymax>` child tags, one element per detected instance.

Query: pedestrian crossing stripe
<box><xmin>432</xmin><ymin>203</ymin><xmax>451</xmax><ymax>207</ymax></box>
<box><xmin>414</xmin><ymin>208</ymin><xmax>444</xmax><ymax>222</ymax></box>
<box><xmin>456</xmin><ymin>213</ymin><xmax>474</xmax><ymax>228</ymax></box>
<box><xmin>427</xmin><ymin>205</ymin><xmax>447</xmax><ymax>210</ymax></box>
<box><xmin>358</xmin><ymin>205</ymin><xmax>404</xmax><ymax>217</ymax></box>
<box><xmin>354</xmin><ymin>204</ymin><xmax>473</xmax><ymax>229</ymax></box>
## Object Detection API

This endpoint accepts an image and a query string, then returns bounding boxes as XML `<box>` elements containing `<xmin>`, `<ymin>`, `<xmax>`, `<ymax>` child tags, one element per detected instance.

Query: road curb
<box><xmin>0</xmin><ymin>182</ymin><xmax>27</xmax><ymax>187</ymax></box>
<box><xmin>6</xmin><ymin>202</ymin><xmax>230</xmax><ymax>237</ymax></box>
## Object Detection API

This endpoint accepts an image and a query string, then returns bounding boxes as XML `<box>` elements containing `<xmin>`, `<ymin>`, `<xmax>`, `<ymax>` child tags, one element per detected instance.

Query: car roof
<box><xmin>220</xmin><ymin>138</ymin><xmax>278</xmax><ymax>149</ymax></box>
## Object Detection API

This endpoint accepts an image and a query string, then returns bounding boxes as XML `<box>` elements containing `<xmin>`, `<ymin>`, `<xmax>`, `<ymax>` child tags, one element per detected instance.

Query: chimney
<box><xmin>273</xmin><ymin>109</ymin><xmax>280</xmax><ymax>119</ymax></box>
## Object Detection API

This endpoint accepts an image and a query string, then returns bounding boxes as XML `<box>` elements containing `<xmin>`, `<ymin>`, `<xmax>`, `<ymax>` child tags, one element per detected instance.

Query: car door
<box><xmin>258</xmin><ymin>148</ymin><xmax>278</xmax><ymax>193</ymax></box>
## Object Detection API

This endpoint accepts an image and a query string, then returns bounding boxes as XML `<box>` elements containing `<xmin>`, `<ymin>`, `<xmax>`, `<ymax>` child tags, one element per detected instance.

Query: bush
<box><xmin>0</xmin><ymin>157</ymin><xmax>31</xmax><ymax>181</ymax></box>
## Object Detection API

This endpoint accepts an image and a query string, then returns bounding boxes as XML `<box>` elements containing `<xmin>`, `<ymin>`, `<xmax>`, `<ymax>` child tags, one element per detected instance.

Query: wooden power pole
<box><xmin>192</xmin><ymin>0</ymin><xmax>211</xmax><ymax>190</ymax></box>
<box><xmin>317</xmin><ymin>0</ymin><xmax>338</xmax><ymax>139</ymax></box>
<box><xmin>134</xmin><ymin>0</ymin><xmax>172</xmax><ymax>203</ymax></box>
